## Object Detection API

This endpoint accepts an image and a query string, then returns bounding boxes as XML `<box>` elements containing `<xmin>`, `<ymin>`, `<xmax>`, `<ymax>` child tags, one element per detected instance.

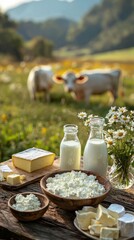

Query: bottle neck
<box><xmin>64</xmin><ymin>132</ymin><xmax>78</xmax><ymax>141</ymax></box>
<box><xmin>89</xmin><ymin>126</ymin><xmax>104</xmax><ymax>140</ymax></box>
<box><xmin>63</xmin><ymin>124</ymin><xmax>78</xmax><ymax>141</ymax></box>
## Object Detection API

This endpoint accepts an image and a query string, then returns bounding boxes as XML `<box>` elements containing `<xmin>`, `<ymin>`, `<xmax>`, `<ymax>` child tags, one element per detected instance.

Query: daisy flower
<box><xmin>121</xmin><ymin>115</ymin><xmax>130</xmax><ymax>123</ymax></box>
<box><xmin>113</xmin><ymin>130</ymin><xmax>126</xmax><ymax>139</ymax></box>
<box><xmin>105</xmin><ymin>137</ymin><xmax>115</xmax><ymax>148</ymax></box>
<box><xmin>77</xmin><ymin>112</ymin><xmax>87</xmax><ymax>119</ymax></box>
<box><xmin>118</xmin><ymin>107</ymin><xmax>127</xmax><ymax>114</ymax></box>
<box><xmin>84</xmin><ymin>119</ymin><xmax>91</xmax><ymax>127</ymax></box>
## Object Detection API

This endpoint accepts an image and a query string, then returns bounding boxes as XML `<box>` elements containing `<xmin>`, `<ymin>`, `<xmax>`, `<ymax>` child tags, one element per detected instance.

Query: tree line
<box><xmin>0</xmin><ymin>11</ymin><xmax>53</xmax><ymax>61</ymax></box>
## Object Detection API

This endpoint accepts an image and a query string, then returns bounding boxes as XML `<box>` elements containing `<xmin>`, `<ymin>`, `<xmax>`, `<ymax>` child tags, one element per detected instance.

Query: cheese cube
<box><xmin>7</xmin><ymin>174</ymin><xmax>20</xmax><ymax>185</ymax></box>
<box><xmin>91</xmin><ymin>218</ymin><xmax>100</xmax><ymax>225</ymax></box>
<box><xmin>20</xmin><ymin>175</ymin><xmax>26</xmax><ymax>181</ymax></box>
<box><xmin>118</xmin><ymin>213</ymin><xmax>134</xmax><ymax>238</ymax></box>
<box><xmin>12</xmin><ymin>147</ymin><xmax>55</xmax><ymax>173</ymax></box>
<box><xmin>96</xmin><ymin>205</ymin><xmax>117</xmax><ymax>227</ymax></box>
<box><xmin>0</xmin><ymin>165</ymin><xmax>13</xmax><ymax>178</ymax></box>
<box><xmin>108</xmin><ymin>204</ymin><xmax>125</xmax><ymax>218</ymax></box>
<box><xmin>75</xmin><ymin>211</ymin><xmax>96</xmax><ymax>230</ymax></box>
<box><xmin>100</xmin><ymin>227</ymin><xmax>119</xmax><ymax>240</ymax></box>
<box><xmin>81</xmin><ymin>206</ymin><xmax>97</xmax><ymax>213</ymax></box>
<box><xmin>88</xmin><ymin>224</ymin><xmax>103</xmax><ymax>236</ymax></box>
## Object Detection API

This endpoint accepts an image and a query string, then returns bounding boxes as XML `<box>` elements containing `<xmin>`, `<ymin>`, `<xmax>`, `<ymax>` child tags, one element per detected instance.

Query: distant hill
<box><xmin>12</xmin><ymin>0</ymin><xmax>134</xmax><ymax>53</ymax></box>
<box><xmin>7</xmin><ymin>0</ymin><xmax>101</xmax><ymax>22</ymax></box>
<box><xmin>68</xmin><ymin>0</ymin><xmax>134</xmax><ymax>53</ymax></box>
<box><xmin>17</xmin><ymin>18</ymin><xmax>76</xmax><ymax>48</ymax></box>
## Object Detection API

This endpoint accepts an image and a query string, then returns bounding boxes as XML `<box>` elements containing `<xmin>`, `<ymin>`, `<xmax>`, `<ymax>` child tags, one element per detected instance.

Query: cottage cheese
<box><xmin>12</xmin><ymin>193</ymin><xmax>41</xmax><ymax>211</ymax></box>
<box><xmin>46</xmin><ymin>171</ymin><xmax>105</xmax><ymax>198</ymax></box>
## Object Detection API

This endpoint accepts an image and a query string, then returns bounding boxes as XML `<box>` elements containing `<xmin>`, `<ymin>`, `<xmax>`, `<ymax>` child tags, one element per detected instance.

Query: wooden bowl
<box><xmin>8</xmin><ymin>191</ymin><xmax>49</xmax><ymax>221</ymax></box>
<box><xmin>40</xmin><ymin>170</ymin><xmax>111</xmax><ymax>211</ymax></box>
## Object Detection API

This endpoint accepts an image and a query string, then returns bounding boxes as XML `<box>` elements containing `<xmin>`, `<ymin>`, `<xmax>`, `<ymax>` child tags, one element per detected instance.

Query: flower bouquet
<box><xmin>78</xmin><ymin>107</ymin><xmax>134</xmax><ymax>189</ymax></box>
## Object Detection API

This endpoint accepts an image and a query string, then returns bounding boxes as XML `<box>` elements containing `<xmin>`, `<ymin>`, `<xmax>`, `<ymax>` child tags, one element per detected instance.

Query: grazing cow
<box><xmin>27</xmin><ymin>65</ymin><xmax>54</xmax><ymax>101</ymax></box>
<box><xmin>53</xmin><ymin>69</ymin><xmax>122</xmax><ymax>104</ymax></box>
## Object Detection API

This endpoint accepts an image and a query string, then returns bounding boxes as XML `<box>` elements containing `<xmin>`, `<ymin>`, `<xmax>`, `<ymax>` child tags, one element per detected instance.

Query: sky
<box><xmin>0</xmin><ymin>0</ymin><xmax>39</xmax><ymax>11</ymax></box>
<box><xmin>0</xmin><ymin>0</ymin><xmax>73</xmax><ymax>11</ymax></box>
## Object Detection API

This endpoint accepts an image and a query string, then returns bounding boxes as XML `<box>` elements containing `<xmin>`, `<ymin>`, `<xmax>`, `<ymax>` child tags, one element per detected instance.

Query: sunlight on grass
<box><xmin>0</xmin><ymin>56</ymin><xmax>134</xmax><ymax>162</ymax></box>
<box><xmin>54</xmin><ymin>47</ymin><xmax>134</xmax><ymax>62</ymax></box>
<box><xmin>91</xmin><ymin>48</ymin><xmax>134</xmax><ymax>62</ymax></box>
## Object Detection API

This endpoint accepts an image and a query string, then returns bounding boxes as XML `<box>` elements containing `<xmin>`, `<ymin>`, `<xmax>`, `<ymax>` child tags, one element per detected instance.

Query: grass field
<box><xmin>0</xmin><ymin>49</ymin><xmax>134</xmax><ymax>162</ymax></box>
<box><xmin>90</xmin><ymin>48</ymin><xmax>134</xmax><ymax>62</ymax></box>
<box><xmin>54</xmin><ymin>47</ymin><xmax>134</xmax><ymax>62</ymax></box>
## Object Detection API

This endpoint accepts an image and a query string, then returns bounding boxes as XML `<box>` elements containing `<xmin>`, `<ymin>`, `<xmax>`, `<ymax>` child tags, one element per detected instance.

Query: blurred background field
<box><xmin>54</xmin><ymin>47</ymin><xmax>134</xmax><ymax>62</ymax></box>
<box><xmin>0</xmin><ymin>51</ymin><xmax>134</xmax><ymax>162</ymax></box>
<box><xmin>0</xmin><ymin>0</ymin><xmax>134</xmax><ymax>162</ymax></box>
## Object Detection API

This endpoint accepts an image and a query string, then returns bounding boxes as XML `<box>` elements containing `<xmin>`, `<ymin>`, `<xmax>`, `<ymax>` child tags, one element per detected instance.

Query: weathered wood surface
<box><xmin>0</xmin><ymin>181</ymin><xmax>134</xmax><ymax>240</ymax></box>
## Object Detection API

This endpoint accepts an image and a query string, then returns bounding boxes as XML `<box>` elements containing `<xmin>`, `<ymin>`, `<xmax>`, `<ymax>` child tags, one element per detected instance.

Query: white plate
<box><xmin>74</xmin><ymin>211</ymin><xmax>134</xmax><ymax>240</ymax></box>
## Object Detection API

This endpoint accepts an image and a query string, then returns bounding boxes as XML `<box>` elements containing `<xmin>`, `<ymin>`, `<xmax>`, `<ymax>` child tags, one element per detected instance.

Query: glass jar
<box><xmin>60</xmin><ymin>124</ymin><xmax>81</xmax><ymax>170</ymax></box>
<box><xmin>83</xmin><ymin>117</ymin><xmax>108</xmax><ymax>177</ymax></box>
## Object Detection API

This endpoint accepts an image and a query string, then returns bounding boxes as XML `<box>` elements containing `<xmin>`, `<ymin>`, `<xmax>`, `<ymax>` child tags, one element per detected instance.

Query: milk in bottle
<box><xmin>60</xmin><ymin>124</ymin><xmax>81</xmax><ymax>170</ymax></box>
<box><xmin>83</xmin><ymin>117</ymin><xmax>108</xmax><ymax>177</ymax></box>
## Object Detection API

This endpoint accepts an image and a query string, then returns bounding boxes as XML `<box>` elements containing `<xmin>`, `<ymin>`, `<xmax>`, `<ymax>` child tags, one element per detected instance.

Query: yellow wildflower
<box><xmin>41</xmin><ymin>127</ymin><xmax>47</xmax><ymax>135</ymax></box>
<box><xmin>1</xmin><ymin>114</ymin><xmax>7</xmax><ymax>122</ymax></box>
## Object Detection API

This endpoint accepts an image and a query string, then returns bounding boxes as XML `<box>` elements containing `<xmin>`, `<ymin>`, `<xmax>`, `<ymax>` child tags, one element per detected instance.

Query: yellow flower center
<box><xmin>118</xmin><ymin>132</ymin><xmax>123</xmax><ymax>136</ymax></box>
<box><xmin>113</xmin><ymin>115</ymin><xmax>118</xmax><ymax>119</ymax></box>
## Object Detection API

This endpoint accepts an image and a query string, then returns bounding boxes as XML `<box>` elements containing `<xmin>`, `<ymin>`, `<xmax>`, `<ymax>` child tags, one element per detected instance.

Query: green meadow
<box><xmin>0</xmin><ymin>49</ymin><xmax>134</xmax><ymax>162</ymax></box>
<box><xmin>54</xmin><ymin>48</ymin><xmax>134</xmax><ymax>62</ymax></box>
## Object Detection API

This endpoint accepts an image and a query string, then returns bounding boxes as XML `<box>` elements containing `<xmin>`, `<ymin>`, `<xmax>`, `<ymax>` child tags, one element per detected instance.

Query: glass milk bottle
<box><xmin>60</xmin><ymin>124</ymin><xmax>81</xmax><ymax>170</ymax></box>
<box><xmin>83</xmin><ymin>117</ymin><xmax>108</xmax><ymax>177</ymax></box>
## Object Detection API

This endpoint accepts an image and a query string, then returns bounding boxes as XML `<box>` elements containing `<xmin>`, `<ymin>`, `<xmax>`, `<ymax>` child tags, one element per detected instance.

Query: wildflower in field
<box><xmin>84</xmin><ymin>114</ymin><xmax>94</xmax><ymax>126</ymax></box>
<box><xmin>41</xmin><ymin>127</ymin><xmax>47</xmax><ymax>135</ymax></box>
<box><xmin>87</xmin><ymin>114</ymin><xmax>94</xmax><ymax>120</ymax></box>
<box><xmin>118</xmin><ymin>107</ymin><xmax>127</xmax><ymax>114</ymax></box>
<box><xmin>113</xmin><ymin>129</ymin><xmax>126</xmax><ymax>139</ymax></box>
<box><xmin>107</xmin><ymin>129</ymin><xmax>114</xmax><ymax>135</ymax></box>
<box><xmin>1</xmin><ymin>114</ymin><xmax>7</xmax><ymax>123</ymax></box>
<box><xmin>121</xmin><ymin>115</ymin><xmax>130</xmax><ymax>123</ymax></box>
<box><xmin>84</xmin><ymin>119</ymin><xmax>91</xmax><ymax>127</ymax></box>
<box><xmin>77</xmin><ymin>112</ymin><xmax>87</xmax><ymax>119</ymax></box>
<box><xmin>108</xmin><ymin>113</ymin><xmax>120</xmax><ymax>124</ymax></box>
<box><xmin>105</xmin><ymin>106</ymin><xmax>116</xmax><ymax>118</ymax></box>
<box><xmin>78</xmin><ymin>113</ymin><xmax>97</xmax><ymax>127</ymax></box>
<box><xmin>105</xmin><ymin>137</ymin><xmax>115</xmax><ymax>148</ymax></box>
<box><xmin>130</xmin><ymin>121</ymin><xmax>134</xmax><ymax>131</ymax></box>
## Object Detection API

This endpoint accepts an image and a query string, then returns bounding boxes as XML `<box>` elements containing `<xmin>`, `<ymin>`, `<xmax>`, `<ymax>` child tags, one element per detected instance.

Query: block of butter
<box><xmin>12</xmin><ymin>147</ymin><xmax>55</xmax><ymax>173</ymax></box>
<box><xmin>7</xmin><ymin>174</ymin><xmax>20</xmax><ymax>185</ymax></box>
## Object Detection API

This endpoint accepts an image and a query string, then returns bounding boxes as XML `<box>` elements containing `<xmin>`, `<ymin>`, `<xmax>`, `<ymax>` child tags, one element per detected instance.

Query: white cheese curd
<box><xmin>12</xmin><ymin>193</ymin><xmax>41</xmax><ymax>211</ymax></box>
<box><xmin>108</xmin><ymin>203</ymin><xmax>125</xmax><ymax>218</ymax></box>
<box><xmin>46</xmin><ymin>171</ymin><xmax>105</xmax><ymax>198</ymax></box>
<box><xmin>118</xmin><ymin>213</ymin><xmax>134</xmax><ymax>238</ymax></box>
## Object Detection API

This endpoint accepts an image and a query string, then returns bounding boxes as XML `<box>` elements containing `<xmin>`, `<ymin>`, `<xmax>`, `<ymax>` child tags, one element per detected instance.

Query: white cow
<box><xmin>53</xmin><ymin>69</ymin><xmax>122</xmax><ymax>104</ymax></box>
<box><xmin>27</xmin><ymin>65</ymin><xmax>54</xmax><ymax>101</ymax></box>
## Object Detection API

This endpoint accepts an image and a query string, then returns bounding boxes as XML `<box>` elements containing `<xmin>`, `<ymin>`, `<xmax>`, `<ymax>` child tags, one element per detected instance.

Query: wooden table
<box><xmin>0</xmin><ymin>168</ymin><xmax>134</xmax><ymax>240</ymax></box>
